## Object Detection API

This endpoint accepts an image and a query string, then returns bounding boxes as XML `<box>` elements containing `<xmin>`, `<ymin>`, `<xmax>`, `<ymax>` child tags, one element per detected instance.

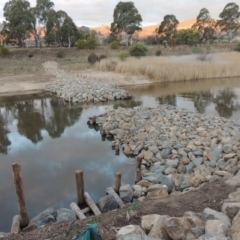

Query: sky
<box><xmin>0</xmin><ymin>0</ymin><xmax>232</xmax><ymax>27</ymax></box>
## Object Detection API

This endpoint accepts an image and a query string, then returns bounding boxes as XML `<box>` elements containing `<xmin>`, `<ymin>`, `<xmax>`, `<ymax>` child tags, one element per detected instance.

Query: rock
<box><xmin>192</xmin><ymin>157</ymin><xmax>203</xmax><ymax>166</ymax></box>
<box><xmin>205</xmin><ymin>219</ymin><xmax>230</xmax><ymax>237</ymax></box>
<box><xmin>198</xmin><ymin>233</ymin><xmax>230</xmax><ymax>240</ymax></box>
<box><xmin>221</xmin><ymin>202</ymin><xmax>240</xmax><ymax>221</ymax></box>
<box><xmin>184</xmin><ymin>211</ymin><xmax>204</xmax><ymax>228</ymax></box>
<box><xmin>141</xmin><ymin>214</ymin><xmax>161</xmax><ymax>232</ymax></box>
<box><xmin>231</xmin><ymin>210</ymin><xmax>240</xmax><ymax>240</ymax></box>
<box><xmin>225</xmin><ymin>175</ymin><xmax>240</xmax><ymax>187</ymax></box>
<box><xmin>120</xmin><ymin>185</ymin><xmax>133</xmax><ymax>203</ymax></box>
<box><xmin>136</xmin><ymin>180</ymin><xmax>152</xmax><ymax>188</ymax></box>
<box><xmin>30</xmin><ymin>207</ymin><xmax>56</xmax><ymax>224</ymax></box>
<box><xmin>202</xmin><ymin>208</ymin><xmax>231</xmax><ymax>227</ymax></box>
<box><xmin>124</xmin><ymin>145</ymin><xmax>133</xmax><ymax>155</ymax></box>
<box><xmin>160</xmin><ymin>176</ymin><xmax>174</xmax><ymax>192</ymax></box>
<box><xmin>56</xmin><ymin>208</ymin><xmax>76</xmax><ymax>223</ymax></box>
<box><xmin>98</xmin><ymin>194</ymin><xmax>119</xmax><ymax>212</ymax></box>
<box><xmin>144</xmin><ymin>151</ymin><xmax>154</xmax><ymax>161</ymax></box>
<box><xmin>148</xmin><ymin>146</ymin><xmax>159</xmax><ymax>154</ymax></box>
<box><xmin>207</xmin><ymin>150</ymin><xmax>221</xmax><ymax>162</ymax></box>
<box><xmin>223</xmin><ymin>144</ymin><xmax>233</xmax><ymax>154</ymax></box>
<box><xmin>149</xmin><ymin>215</ymin><xmax>171</xmax><ymax>240</ymax></box>
<box><xmin>228</xmin><ymin>190</ymin><xmax>240</xmax><ymax>201</ymax></box>
<box><xmin>223</xmin><ymin>153</ymin><xmax>236</xmax><ymax>160</ymax></box>
<box><xmin>116</xmin><ymin>233</ymin><xmax>161</xmax><ymax>240</ymax></box>
<box><xmin>161</xmin><ymin>149</ymin><xmax>171</xmax><ymax>159</ymax></box>
<box><xmin>186</xmin><ymin>163</ymin><xmax>195</xmax><ymax>174</ymax></box>
<box><xmin>164</xmin><ymin>217</ymin><xmax>191</xmax><ymax>240</ymax></box>
<box><xmin>116</xmin><ymin>225</ymin><xmax>145</xmax><ymax>238</ymax></box>
<box><xmin>147</xmin><ymin>187</ymin><xmax>168</xmax><ymax>199</ymax></box>
<box><xmin>166</xmin><ymin>159</ymin><xmax>179</xmax><ymax>168</ymax></box>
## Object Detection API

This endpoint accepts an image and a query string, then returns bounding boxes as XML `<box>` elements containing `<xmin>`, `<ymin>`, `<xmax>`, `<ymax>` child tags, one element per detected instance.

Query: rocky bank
<box><xmin>42</xmin><ymin>61</ymin><xmax>132</xmax><ymax>103</ymax></box>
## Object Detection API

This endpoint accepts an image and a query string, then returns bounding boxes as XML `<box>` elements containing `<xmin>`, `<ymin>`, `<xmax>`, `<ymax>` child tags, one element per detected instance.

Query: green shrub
<box><xmin>156</xmin><ymin>50</ymin><xmax>162</xmax><ymax>56</ymax></box>
<box><xmin>118</xmin><ymin>50</ymin><xmax>130</xmax><ymax>61</ymax></box>
<box><xmin>235</xmin><ymin>42</ymin><xmax>240</xmax><ymax>52</ymax></box>
<box><xmin>56</xmin><ymin>50</ymin><xmax>64</xmax><ymax>58</ymax></box>
<box><xmin>129</xmin><ymin>42</ymin><xmax>148</xmax><ymax>58</ymax></box>
<box><xmin>99</xmin><ymin>54</ymin><xmax>107</xmax><ymax>60</ymax></box>
<box><xmin>76</xmin><ymin>39</ymin><xmax>86</xmax><ymax>49</ymax></box>
<box><xmin>110</xmin><ymin>41</ymin><xmax>119</xmax><ymax>49</ymax></box>
<box><xmin>0</xmin><ymin>45</ymin><xmax>9</xmax><ymax>56</ymax></box>
<box><xmin>86</xmin><ymin>37</ymin><xmax>98</xmax><ymax>49</ymax></box>
<box><xmin>88</xmin><ymin>53</ymin><xmax>99</xmax><ymax>65</ymax></box>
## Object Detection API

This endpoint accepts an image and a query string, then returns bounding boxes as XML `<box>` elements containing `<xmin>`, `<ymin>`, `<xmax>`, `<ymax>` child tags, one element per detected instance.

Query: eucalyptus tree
<box><xmin>3</xmin><ymin>0</ymin><xmax>35</xmax><ymax>47</ymax></box>
<box><xmin>216</xmin><ymin>2</ymin><xmax>240</xmax><ymax>41</ymax></box>
<box><xmin>110</xmin><ymin>1</ymin><xmax>142</xmax><ymax>45</ymax></box>
<box><xmin>192</xmin><ymin>8</ymin><xmax>216</xmax><ymax>43</ymax></box>
<box><xmin>158</xmin><ymin>14</ymin><xmax>179</xmax><ymax>42</ymax></box>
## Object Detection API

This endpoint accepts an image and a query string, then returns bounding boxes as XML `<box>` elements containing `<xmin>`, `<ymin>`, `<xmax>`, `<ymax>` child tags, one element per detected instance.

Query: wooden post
<box><xmin>135</xmin><ymin>168</ymin><xmax>142</xmax><ymax>183</ymax></box>
<box><xmin>75</xmin><ymin>170</ymin><xmax>84</xmax><ymax>205</ymax></box>
<box><xmin>82</xmin><ymin>207</ymin><xmax>90</xmax><ymax>214</ymax></box>
<box><xmin>114</xmin><ymin>171</ymin><xmax>122</xmax><ymax>194</ymax></box>
<box><xmin>70</xmin><ymin>202</ymin><xmax>86</xmax><ymax>220</ymax></box>
<box><xmin>12</xmin><ymin>163</ymin><xmax>29</xmax><ymax>228</ymax></box>
<box><xmin>106</xmin><ymin>187</ymin><xmax>125</xmax><ymax>208</ymax></box>
<box><xmin>84</xmin><ymin>192</ymin><xmax>101</xmax><ymax>216</ymax></box>
<box><xmin>137</xmin><ymin>158</ymin><xmax>143</xmax><ymax>169</ymax></box>
<box><xmin>11</xmin><ymin>215</ymin><xmax>20</xmax><ymax>233</ymax></box>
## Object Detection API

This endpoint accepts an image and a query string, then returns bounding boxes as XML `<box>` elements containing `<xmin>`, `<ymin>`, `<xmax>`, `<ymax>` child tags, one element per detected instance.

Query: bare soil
<box><xmin>3</xmin><ymin>179</ymin><xmax>236</xmax><ymax>240</ymax></box>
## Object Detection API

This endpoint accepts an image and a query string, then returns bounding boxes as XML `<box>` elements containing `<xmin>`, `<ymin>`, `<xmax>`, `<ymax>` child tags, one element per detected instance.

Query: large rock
<box><xmin>184</xmin><ymin>211</ymin><xmax>204</xmax><ymax>228</ymax></box>
<box><xmin>148</xmin><ymin>215</ymin><xmax>171</xmax><ymax>240</ymax></box>
<box><xmin>120</xmin><ymin>185</ymin><xmax>133</xmax><ymax>203</ymax></box>
<box><xmin>205</xmin><ymin>219</ymin><xmax>230</xmax><ymax>237</ymax></box>
<box><xmin>116</xmin><ymin>225</ymin><xmax>145</xmax><ymax>238</ymax></box>
<box><xmin>202</xmin><ymin>208</ymin><xmax>231</xmax><ymax>227</ymax></box>
<box><xmin>221</xmin><ymin>202</ymin><xmax>240</xmax><ymax>221</ymax></box>
<box><xmin>225</xmin><ymin>175</ymin><xmax>240</xmax><ymax>187</ymax></box>
<box><xmin>228</xmin><ymin>190</ymin><xmax>240</xmax><ymax>201</ymax></box>
<box><xmin>141</xmin><ymin>214</ymin><xmax>161</xmax><ymax>232</ymax></box>
<box><xmin>116</xmin><ymin>233</ymin><xmax>161</xmax><ymax>240</ymax></box>
<box><xmin>232</xmin><ymin>210</ymin><xmax>240</xmax><ymax>240</ymax></box>
<box><xmin>98</xmin><ymin>194</ymin><xmax>119</xmax><ymax>212</ymax></box>
<box><xmin>159</xmin><ymin>176</ymin><xmax>174</xmax><ymax>192</ymax></box>
<box><xmin>56</xmin><ymin>208</ymin><xmax>76</xmax><ymax>223</ymax></box>
<box><xmin>198</xmin><ymin>233</ymin><xmax>230</xmax><ymax>240</ymax></box>
<box><xmin>164</xmin><ymin>217</ymin><xmax>191</xmax><ymax>240</ymax></box>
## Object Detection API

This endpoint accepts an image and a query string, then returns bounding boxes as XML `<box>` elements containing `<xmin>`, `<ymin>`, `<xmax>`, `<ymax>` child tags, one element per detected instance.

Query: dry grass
<box><xmin>95</xmin><ymin>52</ymin><xmax>240</xmax><ymax>82</ymax></box>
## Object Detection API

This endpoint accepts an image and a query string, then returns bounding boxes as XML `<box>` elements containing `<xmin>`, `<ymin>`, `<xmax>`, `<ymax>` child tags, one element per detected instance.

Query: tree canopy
<box><xmin>110</xmin><ymin>1</ymin><xmax>142</xmax><ymax>45</ymax></box>
<box><xmin>217</xmin><ymin>2</ymin><xmax>240</xmax><ymax>40</ymax></box>
<box><xmin>158</xmin><ymin>14</ymin><xmax>179</xmax><ymax>41</ymax></box>
<box><xmin>192</xmin><ymin>8</ymin><xmax>216</xmax><ymax>43</ymax></box>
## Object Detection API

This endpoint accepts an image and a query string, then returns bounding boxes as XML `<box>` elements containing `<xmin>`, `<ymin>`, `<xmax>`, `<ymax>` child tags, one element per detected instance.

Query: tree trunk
<box><xmin>68</xmin><ymin>36</ymin><xmax>71</xmax><ymax>48</ymax></box>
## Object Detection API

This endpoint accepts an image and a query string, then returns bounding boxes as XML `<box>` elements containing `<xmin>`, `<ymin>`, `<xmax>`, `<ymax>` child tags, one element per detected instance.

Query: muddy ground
<box><xmin>3</xmin><ymin>179</ymin><xmax>236</xmax><ymax>240</ymax></box>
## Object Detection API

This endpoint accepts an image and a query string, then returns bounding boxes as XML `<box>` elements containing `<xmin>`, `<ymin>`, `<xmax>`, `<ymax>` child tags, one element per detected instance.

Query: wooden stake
<box><xmin>135</xmin><ymin>168</ymin><xmax>142</xmax><ymax>183</ymax></box>
<box><xmin>11</xmin><ymin>215</ymin><xmax>20</xmax><ymax>233</ymax></box>
<box><xmin>106</xmin><ymin>187</ymin><xmax>125</xmax><ymax>208</ymax></box>
<box><xmin>137</xmin><ymin>158</ymin><xmax>143</xmax><ymax>169</ymax></box>
<box><xmin>75</xmin><ymin>170</ymin><xmax>84</xmax><ymax>205</ymax></box>
<box><xmin>114</xmin><ymin>171</ymin><xmax>122</xmax><ymax>194</ymax></box>
<box><xmin>82</xmin><ymin>207</ymin><xmax>90</xmax><ymax>214</ymax></box>
<box><xmin>12</xmin><ymin>163</ymin><xmax>29</xmax><ymax>228</ymax></box>
<box><xmin>84</xmin><ymin>192</ymin><xmax>101</xmax><ymax>216</ymax></box>
<box><xmin>70</xmin><ymin>202</ymin><xmax>86</xmax><ymax>220</ymax></box>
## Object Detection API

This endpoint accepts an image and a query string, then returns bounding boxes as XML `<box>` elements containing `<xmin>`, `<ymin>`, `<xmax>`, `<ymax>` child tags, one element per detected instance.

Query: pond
<box><xmin>1</xmin><ymin>77</ymin><xmax>240</xmax><ymax>232</ymax></box>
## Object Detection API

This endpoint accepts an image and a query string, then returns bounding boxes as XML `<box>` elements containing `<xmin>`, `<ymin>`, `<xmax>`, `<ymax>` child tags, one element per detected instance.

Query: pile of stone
<box><xmin>116</xmin><ymin>187</ymin><xmax>240</xmax><ymax>240</ymax></box>
<box><xmin>42</xmin><ymin>61</ymin><xmax>131</xmax><ymax>103</ymax></box>
<box><xmin>89</xmin><ymin>104</ymin><xmax>240</xmax><ymax>198</ymax></box>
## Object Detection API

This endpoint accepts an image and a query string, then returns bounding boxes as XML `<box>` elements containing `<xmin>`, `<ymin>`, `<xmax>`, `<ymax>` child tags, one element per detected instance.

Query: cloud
<box><xmin>0</xmin><ymin>0</ymin><xmax>231</xmax><ymax>26</ymax></box>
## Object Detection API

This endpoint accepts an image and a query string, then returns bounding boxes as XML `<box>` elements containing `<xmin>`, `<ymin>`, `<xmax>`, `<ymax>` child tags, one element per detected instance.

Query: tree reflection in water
<box><xmin>0</xmin><ymin>112</ymin><xmax>11</xmax><ymax>154</ymax></box>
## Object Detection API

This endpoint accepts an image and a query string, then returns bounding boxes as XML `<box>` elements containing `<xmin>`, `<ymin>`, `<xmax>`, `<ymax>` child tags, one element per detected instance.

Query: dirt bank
<box><xmin>3</xmin><ymin>179</ymin><xmax>236</xmax><ymax>240</ymax></box>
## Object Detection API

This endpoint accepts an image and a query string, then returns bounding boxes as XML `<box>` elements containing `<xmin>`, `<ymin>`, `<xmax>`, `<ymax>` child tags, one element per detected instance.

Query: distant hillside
<box><xmin>91</xmin><ymin>18</ymin><xmax>197</xmax><ymax>38</ymax></box>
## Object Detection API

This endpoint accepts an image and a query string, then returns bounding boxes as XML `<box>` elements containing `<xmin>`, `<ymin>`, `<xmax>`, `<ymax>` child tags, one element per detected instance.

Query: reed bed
<box><xmin>95</xmin><ymin>52</ymin><xmax>240</xmax><ymax>82</ymax></box>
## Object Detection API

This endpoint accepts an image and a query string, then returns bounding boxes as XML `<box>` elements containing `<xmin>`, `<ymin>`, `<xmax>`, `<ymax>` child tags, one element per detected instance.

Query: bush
<box><xmin>86</xmin><ymin>37</ymin><xmax>98</xmax><ymax>49</ymax></box>
<box><xmin>76</xmin><ymin>39</ymin><xmax>86</xmax><ymax>49</ymax></box>
<box><xmin>99</xmin><ymin>54</ymin><xmax>107</xmax><ymax>60</ymax></box>
<box><xmin>56</xmin><ymin>50</ymin><xmax>64</xmax><ymax>58</ymax></box>
<box><xmin>0</xmin><ymin>45</ymin><xmax>9</xmax><ymax>56</ymax></box>
<box><xmin>235</xmin><ymin>42</ymin><xmax>240</xmax><ymax>52</ymax></box>
<box><xmin>129</xmin><ymin>42</ymin><xmax>148</xmax><ymax>58</ymax></box>
<box><xmin>88</xmin><ymin>53</ymin><xmax>99</xmax><ymax>65</ymax></box>
<box><xmin>156</xmin><ymin>50</ymin><xmax>162</xmax><ymax>56</ymax></box>
<box><xmin>110</xmin><ymin>41</ymin><xmax>119</xmax><ymax>49</ymax></box>
<box><xmin>118</xmin><ymin>50</ymin><xmax>130</xmax><ymax>61</ymax></box>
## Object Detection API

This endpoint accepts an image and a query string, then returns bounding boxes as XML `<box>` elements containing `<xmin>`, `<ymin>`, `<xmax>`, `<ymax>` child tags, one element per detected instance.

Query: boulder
<box><xmin>98</xmin><ymin>194</ymin><xmax>119</xmax><ymax>213</ymax></box>
<box><xmin>56</xmin><ymin>208</ymin><xmax>76</xmax><ymax>223</ymax></box>
<box><xmin>164</xmin><ymin>217</ymin><xmax>191</xmax><ymax>240</ymax></box>
<box><xmin>221</xmin><ymin>202</ymin><xmax>240</xmax><ymax>221</ymax></box>
<box><xmin>120</xmin><ymin>185</ymin><xmax>133</xmax><ymax>203</ymax></box>
<box><xmin>141</xmin><ymin>214</ymin><xmax>160</xmax><ymax>232</ymax></box>
<box><xmin>144</xmin><ymin>151</ymin><xmax>154</xmax><ymax>161</ymax></box>
<box><xmin>231</xmin><ymin>210</ymin><xmax>240</xmax><ymax>240</ymax></box>
<box><xmin>116</xmin><ymin>225</ymin><xmax>145</xmax><ymax>238</ymax></box>
<box><xmin>149</xmin><ymin>215</ymin><xmax>171</xmax><ymax>240</ymax></box>
<box><xmin>159</xmin><ymin>176</ymin><xmax>174</xmax><ymax>192</ymax></box>
<box><xmin>228</xmin><ymin>190</ymin><xmax>240</xmax><ymax>201</ymax></box>
<box><xmin>225</xmin><ymin>175</ymin><xmax>240</xmax><ymax>188</ymax></box>
<box><xmin>198</xmin><ymin>233</ymin><xmax>230</xmax><ymax>240</ymax></box>
<box><xmin>184</xmin><ymin>211</ymin><xmax>204</xmax><ymax>228</ymax></box>
<box><xmin>205</xmin><ymin>219</ymin><xmax>230</xmax><ymax>237</ymax></box>
<box><xmin>202</xmin><ymin>208</ymin><xmax>231</xmax><ymax>227</ymax></box>
<box><xmin>116</xmin><ymin>233</ymin><xmax>161</xmax><ymax>240</ymax></box>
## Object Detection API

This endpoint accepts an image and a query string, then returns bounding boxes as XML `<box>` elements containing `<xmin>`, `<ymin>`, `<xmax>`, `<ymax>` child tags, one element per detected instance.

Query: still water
<box><xmin>1</xmin><ymin>77</ymin><xmax>240</xmax><ymax>231</ymax></box>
